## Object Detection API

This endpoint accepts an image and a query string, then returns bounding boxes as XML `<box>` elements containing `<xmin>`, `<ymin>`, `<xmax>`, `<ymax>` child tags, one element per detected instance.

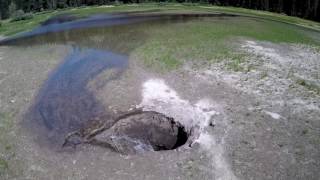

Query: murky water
<box><xmin>28</xmin><ymin>47</ymin><xmax>128</xmax><ymax>143</ymax></box>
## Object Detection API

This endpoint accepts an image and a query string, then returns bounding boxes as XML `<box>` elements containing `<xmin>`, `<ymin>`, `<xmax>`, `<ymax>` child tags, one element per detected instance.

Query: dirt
<box><xmin>0</xmin><ymin>16</ymin><xmax>319</xmax><ymax>180</ymax></box>
<box><xmin>187</xmin><ymin>40</ymin><xmax>320</xmax><ymax>179</ymax></box>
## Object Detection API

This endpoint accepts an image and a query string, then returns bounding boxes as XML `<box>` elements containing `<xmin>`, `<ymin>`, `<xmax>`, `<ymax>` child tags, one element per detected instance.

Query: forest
<box><xmin>0</xmin><ymin>0</ymin><xmax>320</xmax><ymax>22</ymax></box>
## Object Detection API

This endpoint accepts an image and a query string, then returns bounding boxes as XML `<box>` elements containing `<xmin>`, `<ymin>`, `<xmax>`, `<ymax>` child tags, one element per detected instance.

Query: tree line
<box><xmin>1</xmin><ymin>0</ymin><xmax>319</xmax><ymax>22</ymax></box>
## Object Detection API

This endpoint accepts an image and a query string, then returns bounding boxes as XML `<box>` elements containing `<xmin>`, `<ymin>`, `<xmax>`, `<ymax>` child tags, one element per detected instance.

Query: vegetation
<box><xmin>133</xmin><ymin>16</ymin><xmax>318</xmax><ymax>71</ymax></box>
<box><xmin>10</xmin><ymin>10</ymin><xmax>34</xmax><ymax>22</ymax></box>
<box><xmin>0</xmin><ymin>0</ymin><xmax>320</xmax><ymax>22</ymax></box>
<box><xmin>0</xmin><ymin>4</ymin><xmax>319</xmax><ymax>37</ymax></box>
<box><xmin>0</xmin><ymin>112</ymin><xmax>13</xmax><ymax>177</ymax></box>
<box><xmin>0</xmin><ymin>157</ymin><xmax>8</xmax><ymax>175</ymax></box>
<box><xmin>0</xmin><ymin>3</ymin><xmax>319</xmax><ymax>72</ymax></box>
<box><xmin>296</xmin><ymin>78</ymin><xmax>320</xmax><ymax>95</ymax></box>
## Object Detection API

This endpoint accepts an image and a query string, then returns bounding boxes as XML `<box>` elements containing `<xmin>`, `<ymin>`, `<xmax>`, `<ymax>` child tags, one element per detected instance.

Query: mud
<box><xmin>0</xmin><ymin>12</ymin><xmax>319</xmax><ymax>180</ymax></box>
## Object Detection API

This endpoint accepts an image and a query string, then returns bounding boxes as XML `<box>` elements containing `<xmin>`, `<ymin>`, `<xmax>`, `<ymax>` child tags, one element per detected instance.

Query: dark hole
<box><xmin>153</xmin><ymin>125</ymin><xmax>189</xmax><ymax>151</ymax></box>
<box><xmin>172</xmin><ymin>126</ymin><xmax>189</xmax><ymax>150</ymax></box>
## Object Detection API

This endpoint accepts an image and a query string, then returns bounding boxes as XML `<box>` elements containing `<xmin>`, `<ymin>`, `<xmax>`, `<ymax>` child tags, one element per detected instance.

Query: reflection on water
<box><xmin>0</xmin><ymin>13</ymin><xmax>239</xmax><ymax>52</ymax></box>
<box><xmin>17</xmin><ymin>13</ymin><xmax>237</xmax><ymax>38</ymax></box>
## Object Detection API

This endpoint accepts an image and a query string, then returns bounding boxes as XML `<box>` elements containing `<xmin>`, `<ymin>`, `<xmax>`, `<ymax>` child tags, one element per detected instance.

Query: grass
<box><xmin>1</xmin><ymin>3</ymin><xmax>320</xmax><ymax>71</ymax></box>
<box><xmin>0</xmin><ymin>157</ymin><xmax>8</xmax><ymax>175</ymax></box>
<box><xmin>0</xmin><ymin>11</ymin><xmax>57</xmax><ymax>36</ymax></box>
<box><xmin>133</xmin><ymin>16</ymin><xmax>318</xmax><ymax>71</ymax></box>
<box><xmin>225</xmin><ymin>53</ymin><xmax>249</xmax><ymax>72</ymax></box>
<box><xmin>0</xmin><ymin>112</ymin><xmax>13</xmax><ymax>177</ymax></box>
<box><xmin>1</xmin><ymin>3</ymin><xmax>320</xmax><ymax>37</ymax></box>
<box><xmin>198</xmin><ymin>5</ymin><xmax>320</xmax><ymax>31</ymax></box>
<box><xmin>0</xmin><ymin>112</ymin><xmax>14</xmax><ymax>153</ymax></box>
<box><xmin>0</xmin><ymin>4</ymin><xmax>156</xmax><ymax>36</ymax></box>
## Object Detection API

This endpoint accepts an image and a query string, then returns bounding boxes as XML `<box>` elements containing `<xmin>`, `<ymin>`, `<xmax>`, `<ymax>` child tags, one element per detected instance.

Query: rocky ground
<box><xmin>0</xmin><ymin>39</ymin><xmax>319</xmax><ymax>180</ymax></box>
<box><xmin>187</xmin><ymin>40</ymin><xmax>320</xmax><ymax>179</ymax></box>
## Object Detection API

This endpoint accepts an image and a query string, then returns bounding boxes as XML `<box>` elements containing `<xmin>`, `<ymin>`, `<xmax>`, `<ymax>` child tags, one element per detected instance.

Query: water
<box><xmin>2</xmin><ymin>12</ymin><xmax>318</xmax><ymax>145</ymax></box>
<box><xmin>14</xmin><ymin>13</ymin><xmax>238</xmax><ymax>145</ymax></box>
<box><xmin>22</xmin><ymin>47</ymin><xmax>127</xmax><ymax>144</ymax></box>
<box><xmin>0</xmin><ymin>13</ymin><xmax>238</xmax><ymax>48</ymax></box>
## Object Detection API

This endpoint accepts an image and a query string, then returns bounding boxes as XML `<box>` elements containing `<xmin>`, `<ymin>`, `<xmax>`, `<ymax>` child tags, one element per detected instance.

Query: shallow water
<box><xmin>28</xmin><ymin>48</ymin><xmax>127</xmax><ymax>141</ymax></box>
<box><xmin>0</xmin><ymin>13</ymin><xmax>238</xmax><ymax>48</ymax></box>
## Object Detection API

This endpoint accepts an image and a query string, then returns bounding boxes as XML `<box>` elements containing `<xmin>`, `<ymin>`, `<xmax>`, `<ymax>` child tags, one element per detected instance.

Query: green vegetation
<box><xmin>10</xmin><ymin>10</ymin><xmax>34</xmax><ymax>22</ymax></box>
<box><xmin>0</xmin><ymin>112</ymin><xmax>13</xmax><ymax>177</ymax></box>
<box><xmin>199</xmin><ymin>6</ymin><xmax>320</xmax><ymax>31</ymax></box>
<box><xmin>296</xmin><ymin>79</ymin><xmax>320</xmax><ymax>95</ymax></box>
<box><xmin>0</xmin><ymin>157</ymin><xmax>9</xmax><ymax>174</ymax></box>
<box><xmin>1</xmin><ymin>4</ymin><xmax>320</xmax><ymax>37</ymax></box>
<box><xmin>0</xmin><ymin>11</ymin><xmax>55</xmax><ymax>36</ymax></box>
<box><xmin>133</xmin><ymin>15</ymin><xmax>318</xmax><ymax>71</ymax></box>
<box><xmin>1</xmin><ymin>1</ymin><xmax>319</xmax><ymax>22</ymax></box>
<box><xmin>1</xmin><ymin>4</ymin><xmax>320</xmax><ymax>71</ymax></box>
<box><xmin>0</xmin><ymin>112</ymin><xmax>14</xmax><ymax>149</ymax></box>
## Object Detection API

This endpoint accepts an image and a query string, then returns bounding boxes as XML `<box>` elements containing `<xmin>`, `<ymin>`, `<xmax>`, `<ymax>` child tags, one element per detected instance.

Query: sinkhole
<box><xmin>90</xmin><ymin>111</ymin><xmax>190</xmax><ymax>154</ymax></box>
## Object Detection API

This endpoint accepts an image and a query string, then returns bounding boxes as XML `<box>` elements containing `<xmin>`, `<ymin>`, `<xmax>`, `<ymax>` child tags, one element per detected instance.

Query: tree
<box><xmin>0</xmin><ymin>0</ymin><xmax>319</xmax><ymax>21</ymax></box>
<box><xmin>9</xmin><ymin>1</ymin><xmax>17</xmax><ymax>16</ymax></box>
<box><xmin>0</xmin><ymin>0</ymin><xmax>11</xmax><ymax>19</ymax></box>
